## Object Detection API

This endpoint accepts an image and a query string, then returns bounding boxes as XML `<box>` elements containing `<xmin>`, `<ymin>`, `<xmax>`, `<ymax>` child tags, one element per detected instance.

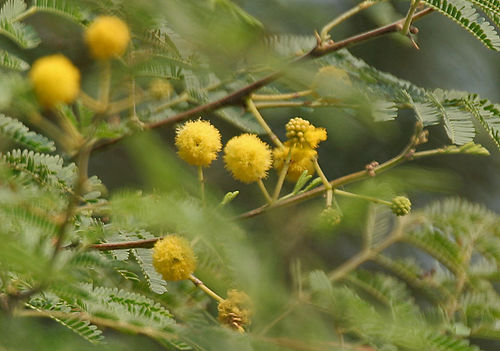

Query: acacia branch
<box><xmin>86</xmin><ymin>123</ymin><xmax>439</xmax><ymax>252</ymax></box>
<box><xmin>91</xmin><ymin>8</ymin><xmax>433</xmax><ymax>152</ymax></box>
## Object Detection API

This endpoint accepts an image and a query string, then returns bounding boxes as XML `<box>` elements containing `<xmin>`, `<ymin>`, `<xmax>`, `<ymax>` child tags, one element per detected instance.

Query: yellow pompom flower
<box><xmin>218</xmin><ymin>289</ymin><xmax>253</xmax><ymax>332</ymax></box>
<box><xmin>152</xmin><ymin>235</ymin><xmax>196</xmax><ymax>281</ymax></box>
<box><xmin>85</xmin><ymin>16</ymin><xmax>130</xmax><ymax>60</ymax></box>
<box><xmin>29</xmin><ymin>54</ymin><xmax>80</xmax><ymax>108</ymax></box>
<box><xmin>311</xmin><ymin>65</ymin><xmax>352</xmax><ymax>100</ymax></box>
<box><xmin>285</xmin><ymin>117</ymin><xmax>327</xmax><ymax>149</ymax></box>
<box><xmin>224</xmin><ymin>134</ymin><xmax>272</xmax><ymax>183</ymax></box>
<box><xmin>273</xmin><ymin>145</ymin><xmax>317</xmax><ymax>182</ymax></box>
<box><xmin>149</xmin><ymin>79</ymin><xmax>173</xmax><ymax>100</ymax></box>
<box><xmin>175</xmin><ymin>119</ymin><xmax>222</xmax><ymax>167</ymax></box>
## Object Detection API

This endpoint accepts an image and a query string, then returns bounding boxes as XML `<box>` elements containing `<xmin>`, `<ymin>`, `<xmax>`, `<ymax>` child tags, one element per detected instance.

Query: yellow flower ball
<box><xmin>152</xmin><ymin>235</ymin><xmax>196</xmax><ymax>281</ymax></box>
<box><xmin>311</xmin><ymin>65</ymin><xmax>352</xmax><ymax>99</ymax></box>
<box><xmin>285</xmin><ymin>117</ymin><xmax>327</xmax><ymax>149</ymax></box>
<box><xmin>29</xmin><ymin>54</ymin><xmax>80</xmax><ymax>108</ymax></box>
<box><xmin>273</xmin><ymin>145</ymin><xmax>317</xmax><ymax>182</ymax></box>
<box><xmin>224</xmin><ymin>134</ymin><xmax>272</xmax><ymax>183</ymax></box>
<box><xmin>149</xmin><ymin>79</ymin><xmax>173</xmax><ymax>100</ymax></box>
<box><xmin>85</xmin><ymin>16</ymin><xmax>130</xmax><ymax>60</ymax></box>
<box><xmin>175</xmin><ymin>119</ymin><xmax>222</xmax><ymax>167</ymax></box>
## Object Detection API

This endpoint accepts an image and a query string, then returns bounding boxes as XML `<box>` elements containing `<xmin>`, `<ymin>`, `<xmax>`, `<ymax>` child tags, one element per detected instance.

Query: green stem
<box><xmin>320</xmin><ymin>0</ymin><xmax>378</xmax><ymax>41</ymax></box>
<box><xmin>335</xmin><ymin>189</ymin><xmax>392</xmax><ymax>206</ymax></box>
<box><xmin>98</xmin><ymin>60</ymin><xmax>111</xmax><ymax>111</ymax></box>
<box><xmin>401</xmin><ymin>0</ymin><xmax>421</xmax><ymax>35</ymax></box>
<box><xmin>329</xmin><ymin>250</ymin><xmax>372</xmax><ymax>282</ymax></box>
<box><xmin>328</xmin><ymin>220</ymin><xmax>404</xmax><ymax>282</ymax></box>
<box><xmin>252</xmin><ymin>90</ymin><xmax>313</xmax><ymax>101</ymax></box>
<box><xmin>153</xmin><ymin>92</ymin><xmax>190</xmax><ymax>114</ymax></box>
<box><xmin>189</xmin><ymin>274</ymin><xmax>224</xmax><ymax>303</ymax></box>
<box><xmin>239</xmin><ymin>122</ymin><xmax>423</xmax><ymax>219</ymax></box>
<box><xmin>51</xmin><ymin>141</ymin><xmax>92</xmax><ymax>263</ymax></box>
<box><xmin>273</xmin><ymin>148</ymin><xmax>292</xmax><ymax>201</ymax></box>
<box><xmin>254</xmin><ymin>100</ymin><xmax>353</xmax><ymax>109</ymax></box>
<box><xmin>198</xmin><ymin>166</ymin><xmax>205</xmax><ymax>204</ymax></box>
<box><xmin>258</xmin><ymin>179</ymin><xmax>273</xmax><ymax>204</ymax></box>
<box><xmin>314</xmin><ymin>158</ymin><xmax>333</xmax><ymax>207</ymax></box>
<box><xmin>246</xmin><ymin>98</ymin><xmax>284</xmax><ymax>148</ymax></box>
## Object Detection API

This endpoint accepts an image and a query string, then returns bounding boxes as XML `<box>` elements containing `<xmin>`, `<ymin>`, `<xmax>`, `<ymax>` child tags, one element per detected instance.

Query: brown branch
<box><xmin>91</xmin><ymin>8</ymin><xmax>434</xmax><ymax>152</ymax></box>
<box><xmin>91</xmin><ymin>237</ymin><xmax>159</xmax><ymax>250</ymax></box>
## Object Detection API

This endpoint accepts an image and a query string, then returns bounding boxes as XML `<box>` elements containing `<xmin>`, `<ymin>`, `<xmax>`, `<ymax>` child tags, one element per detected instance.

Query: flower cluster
<box><xmin>274</xmin><ymin>117</ymin><xmax>327</xmax><ymax>182</ymax></box>
<box><xmin>285</xmin><ymin>117</ymin><xmax>327</xmax><ymax>149</ymax></box>
<box><xmin>152</xmin><ymin>235</ymin><xmax>196</xmax><ymax>281</ymax></box>
<box><xmin>217</xmin><ymin>289</ymin><xmax>253</xmax><ymax>332</ymax></box>
<box><xmin>29</xmin><ymin>16</ymin><xmax>130</xmax><ymax>108</ymax></box>
<box><xmin>318</xmin><ymin>207</ymin><xmax>342</xmax><ymax>229</ymax></box>
<box><xmin>391</xmin><ymin>196</ymin><xmax>412</xmax><ymax>216</ymax></box>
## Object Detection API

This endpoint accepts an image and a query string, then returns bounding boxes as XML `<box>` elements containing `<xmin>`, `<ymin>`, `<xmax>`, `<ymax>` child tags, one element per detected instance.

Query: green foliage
<box><xmin>1</xmin><ymin>149</ymin><xmax>76</xmax><ymax>192</ymax></box>
<box><xmin>0</xmin><ymin>0</ymin><xmax>499</xmax><ymax>350</ymax></box>
<box><xmin>0</xmin><ymin>49</ymin><xmax>28</xmax><ymax>70</ymax></box>
<box><xmin>0</xmin><ymin>114</ymin><xmax>55</xmax><ymax>152</ymax></box>
<box><xmin>422</xmin><ymin>0</ymin><xmax>500</xmax><ymax>50</ymax></box>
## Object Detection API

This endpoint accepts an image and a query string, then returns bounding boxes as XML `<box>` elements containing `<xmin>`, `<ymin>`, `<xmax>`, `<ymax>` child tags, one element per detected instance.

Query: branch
<box><xmin>237</xmin><ymin>122</ymin><xmax>423</xmax><ymax>220</ymax></box>
<box><xmin>90</xmin><ymin>237</ymin><xmax>159</xmax><ymax>250</ymax></box>
<box><xmin>91</xmin><ymin>8</ymin><xmax>434</xmax><ymax>152</ymax></box>
<box><xmin>85</xmin><ymin>123</ymin><xmax>463</xmax><ymax>252</ymax></box>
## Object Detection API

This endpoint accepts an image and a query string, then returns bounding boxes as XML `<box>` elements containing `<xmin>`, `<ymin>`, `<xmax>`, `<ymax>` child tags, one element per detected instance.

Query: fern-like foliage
<box><xmin>462</xmin><ymin>94</ymin><xmax>500</xmax><ymax>149</ymax></box>
<box><xmin>75</xmin><ymin>284</ymin><xmax>176</xmax><ymax>332</ymax></box>
<box><xmin>27</xmin><ymin>298</ymin><xmax>104</xmax><ymax>344</ymax></box>
<box><xmin>1</xmin><ymin>149</ymin><xmax>76</xmax><ymax>192</ymax></box>
<box><xmin>31</xmin><ymin>0</ymin><xmax>88</xmax><ymax>23</ymax></box>
<box><xmin>422</xmin><ymin>0</ymin><xmax>500</xmax><ymax>50</ymax></box>
<box><xmin>0</xmin><ymin>50</ymin><xmax>29</xmax><ymax>70</ymax></box>
<box><xmin>0</xmin><ymin>114</ymin><xmax>55</xmax><ymax>152</ymax></box>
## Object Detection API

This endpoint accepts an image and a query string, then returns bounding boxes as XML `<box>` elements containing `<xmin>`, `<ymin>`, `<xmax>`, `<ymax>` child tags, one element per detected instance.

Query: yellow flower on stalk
<box><xmin>224</xmin><ymin>134</ymin><xmax>272</xmax><ymax>183</ymax></box>
<box><xmin>85</xmin><ymin>16</ymin><xmax>130</xmax><ymax>59</ymax></box>
<box><xmin>175</xmin><ymin>119</ymin><xmax>222</xmax><ymax>167</ymax></box>
<box><xmin>152</xmin><ymin>235</ymin><xmax>196</xmax><ymax>281</ymax></box>
<box><xmin>29</xmin><ymin>54</ymin><xmax>80</xmax><ymax>108</ymax></box>
<box><xmin>149</xmin><ymin>79</ymin><xmax>173</xmax><ymax>100</ymax></box>
<box><xmin>285</xmin><ymin>117</ymin><xmax>327</xmax><ymax>149</ymax></box>
<box><xmin>311</xmin><ymin>65</ymin><xmax>352</xmax><ymax>100</ymax></box>
<box><xmin>218</xmin><ymin>289</ymin><xmax>253</xmax><ymax>332</ymax></box>
<box><xmin>273</xmin><ymin>145</ymin><xmax>317</xmax><ymax>182</ymax></box>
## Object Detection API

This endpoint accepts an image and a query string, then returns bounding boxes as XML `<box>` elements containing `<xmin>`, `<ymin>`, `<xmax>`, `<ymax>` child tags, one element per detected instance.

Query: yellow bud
<box><xmin>224</xmin><ymin>134</ymin><xmax>272</xmax><ymax>183</ymax></box>
<box><xmin>152</xmin><ymin>235</ymin><xmax>196</xmax><ymax>281</ymax></box>
<box><xmin>285</xmin><ymin>117</ymin><xmax>327</xmax><ymax>149</ymax></box>
<box><xmin>29</xmin><ymin>54</ymin><xmax>80</xmax><ymax>108</ymax></box>
<box><xmin>175</xmin><ymin>119</ymin><xmax>222</xmax><ymax>167</ymax></box>
<box><xmin>85</xmin><ymin>16</ymin><xmax>130</xmax><ymax>60</ymax></box>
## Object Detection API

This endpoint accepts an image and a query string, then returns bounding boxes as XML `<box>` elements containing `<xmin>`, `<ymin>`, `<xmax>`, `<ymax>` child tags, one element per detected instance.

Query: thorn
<box><xmin>408</xmin><ymin>35</ymin><xmax>420</xmax><ymax>50</ymax></box>
<box><xmin>314</xmin><ymin>30</ymin><xmax>322</xmax><ymax>47</ymax></box>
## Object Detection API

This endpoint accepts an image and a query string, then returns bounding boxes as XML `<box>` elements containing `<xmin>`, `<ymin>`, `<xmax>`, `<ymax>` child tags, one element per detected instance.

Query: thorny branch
<box><xmin>91</xmin><ymin>8</ymin><xmax>433</xmax><ymax>152</ymax></box>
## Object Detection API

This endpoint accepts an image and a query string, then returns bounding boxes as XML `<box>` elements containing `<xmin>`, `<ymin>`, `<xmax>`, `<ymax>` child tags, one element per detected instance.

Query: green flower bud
<box><xmin>391</xmin><ymin>196</ymin><xmax>411</xmax><ymax>216</ymax></box>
